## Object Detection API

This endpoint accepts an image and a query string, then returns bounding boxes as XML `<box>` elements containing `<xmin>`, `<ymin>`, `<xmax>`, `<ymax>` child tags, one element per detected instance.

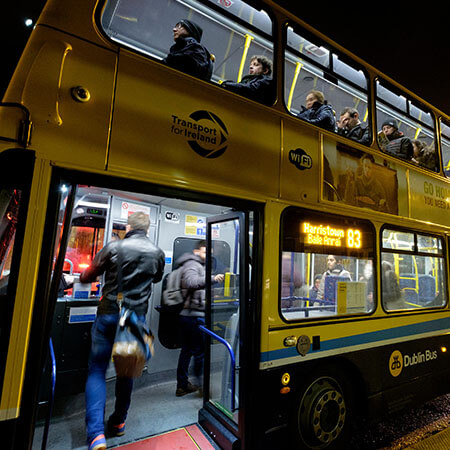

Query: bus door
<box><xmin>200</xmin><ymin>212</ymin><xmax>247</xmax><ymax>449</ymax></box>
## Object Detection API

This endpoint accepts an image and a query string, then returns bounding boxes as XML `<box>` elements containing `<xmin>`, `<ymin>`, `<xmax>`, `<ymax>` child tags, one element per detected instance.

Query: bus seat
<box><xmin>324</xmin><ymin>276</ymin><xmax>351</xmax><ymax>303</ymax></box>
<box><xmin>418</xmin><ymin>274</ymin><xmax>436</xmax><ymax>304</ymax></box>
<box><xmin>398</xmin><ymin>274</ymin><xmax>416</xmax><ymax>290</ymax></box>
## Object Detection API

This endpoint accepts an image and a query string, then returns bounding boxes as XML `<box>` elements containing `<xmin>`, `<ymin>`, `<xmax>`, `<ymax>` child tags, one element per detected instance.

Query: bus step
<box><xmin>112</xmin><ymin>424</ymin><xmax>219</xmax><ymax>449</ymax></box>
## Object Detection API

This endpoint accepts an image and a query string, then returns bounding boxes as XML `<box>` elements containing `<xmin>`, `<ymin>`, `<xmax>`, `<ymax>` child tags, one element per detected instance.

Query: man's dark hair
<box><xmin>127</xmin><ymin>211</ymin><xmax>150</xmax><ymax>231</ymax></box>
<box><xmin>251</xmin><ymin>55</ymin><xmax>272</xmax><ymax>76</ymax></box>
<box><xmin>195</xmin><ymin>239</ymin><xmax>207</xmax><ymax>250</ymax></box>
<box><xmin>340</xmin><ymin>106</ymin><xmax>358</xmax><ymax>118</ymax></box>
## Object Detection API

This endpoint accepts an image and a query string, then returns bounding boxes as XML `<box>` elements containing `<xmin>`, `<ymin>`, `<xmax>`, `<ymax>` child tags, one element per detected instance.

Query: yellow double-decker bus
<box><xmin>1</xmin><ymin>1</ymin><xmax>449</xmax><ymax>449</ymax></box>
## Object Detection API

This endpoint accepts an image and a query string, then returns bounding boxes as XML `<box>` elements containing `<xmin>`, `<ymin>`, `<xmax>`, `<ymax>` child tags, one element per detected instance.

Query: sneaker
<box><xmin>88</xmin><ymin>434</ymin><xmax>106</xmax><ymax>450</ymax></box>
<box><xmin>176</xmin><ymin>382</ymin><xmax>198</xmax><ymax>397</ymax></box>
<box><xmin>107</xmin><ymin>419</ymin><xmax>126</xmax><ymax>437</ymax></box>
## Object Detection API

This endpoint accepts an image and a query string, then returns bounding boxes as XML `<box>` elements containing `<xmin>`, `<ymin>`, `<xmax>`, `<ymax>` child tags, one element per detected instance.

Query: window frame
<box><xmin>375</xmin><ymin>78</ymin><xmax>438</xmax><ymax>167</ymax></box>
<box><xmin>380</xmin><ymin>224</ymin><xmax>447</xmax><ymax>312</ymax></box>
<box><xmin>283</xmin><ymin>21</ymin><xmax>371</xmax><ymax>141</ymax></box>
<box><xmin>279</xmin><ymin>206</ymin><xmax>377</xmax><ymax>323</ymax></box>
<box><xmin>440</xmin><ymin>117</ymin><xmax>450</xmax><ymax>177</ymax></box>
<box><xmin>96</xmin><ymin>0</ymin><xmax>276</xmax><ymax>78</ymax></box>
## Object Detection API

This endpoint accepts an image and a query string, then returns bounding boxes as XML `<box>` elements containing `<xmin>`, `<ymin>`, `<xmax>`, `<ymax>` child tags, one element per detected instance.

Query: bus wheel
<box><xmin>293</xmin><ymin>374</ymin><xmax>351</xmax><ymax>449</ymax></box>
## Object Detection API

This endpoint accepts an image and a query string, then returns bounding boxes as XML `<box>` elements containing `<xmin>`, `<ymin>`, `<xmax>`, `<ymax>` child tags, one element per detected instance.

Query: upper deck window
<box><xmin>376</xmin><ymin>79</ymin><xmax>438</xmax><ymax>171</ymax></box>
<box><xmin>285</xmin><ymin>25</ymin><xmax>371</xmax><ymax>146</ymax></box>
<box><xmin>440</xmin><ymin>119</ymin><xmax>450</xmax><ymax>177</ymax></box>
<box><xmin>100</xmin><ymin>0</ymin><xmax>274</xmax><ymax>104</ymax></box>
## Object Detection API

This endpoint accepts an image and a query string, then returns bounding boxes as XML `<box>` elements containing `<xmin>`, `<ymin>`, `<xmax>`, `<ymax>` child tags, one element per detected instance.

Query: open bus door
<box><xmin>200</xmin><ymin>212</ymin><xmax>248</xmax><ymax>450</ymax></box>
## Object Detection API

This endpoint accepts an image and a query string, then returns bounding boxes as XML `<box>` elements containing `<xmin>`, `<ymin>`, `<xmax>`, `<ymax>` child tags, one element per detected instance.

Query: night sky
<box><xmin>2</xmin><ymin>2</ymin><xmax>449</xmax><ymax>115</ymax></box>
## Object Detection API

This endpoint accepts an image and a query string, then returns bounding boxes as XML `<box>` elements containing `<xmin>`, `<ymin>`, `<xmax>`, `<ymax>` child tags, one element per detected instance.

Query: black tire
<box><xmin>291</xmin><ymin>369</ymin><xmax>354</xmax><ymax>449</ymax></box>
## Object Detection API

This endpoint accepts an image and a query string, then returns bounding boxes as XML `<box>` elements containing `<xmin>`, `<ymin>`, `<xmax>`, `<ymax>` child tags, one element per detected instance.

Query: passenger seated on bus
<box><xmin>220</xmin><ymin>55</ymin><xmax>274</xmax><ymax>106</ymax></box>
<box><xmin>163</xmin><ymin>20</ymin><xmax>213</xmax><ymax>81</ymax></box>
<box><xmin>297</xmin><ymin>90</ymin><xmax>336</xmax><ymax>133</ymax></box>
<box><xmin>336</xmin><ymin>107</ymin><xmax>371</xmax><ymax>146</ymax></box>
<box><xmin>381</xmin><ymin>261</ymin><xmax>405</xmax><ymax>310</ymax></box>
<box><xmin>411</xmin><ymin>139</ymin><xmax>437</xmax><ymax>170</ymax></box>
<box><xmin>316</xmin><ymin>255</ymin><xmax>351</xmax><ymax>302</ymax></box>
<box><xmin>309</xmin><ymin>274</ymin><xmax>321</xmax><ymax>300</ymax></box>
<box><xmin>378</xmin><ymin>120</ymin><xmax>413</xmax><ymax>161</ymax></box>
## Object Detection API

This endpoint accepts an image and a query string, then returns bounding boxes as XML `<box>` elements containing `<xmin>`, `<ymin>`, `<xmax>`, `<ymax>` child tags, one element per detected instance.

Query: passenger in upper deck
<box><xmin>163</xmin><ymin>20</ymin><xmax>213</xmax><ymax>81</ymax></box>
<box><xmin>220</xmin><ymin>55</ymin><xmax>274</xmax><ymax>105</ymax></box>
<box><xmin>378</xmin><ymin>119</ymin><xmax>413</xmax><ymax>160</ymax></box>
<box><xmin>412</xmin><ymin>139</ymin><xmax>437</xmax><ymax>170</ymax></box>
<box><xmin>297</xmin><ymin>90</ymin><xmax>336</xmax><ymax>133</ymax></box>
<box><xmin>336</xmin><ymin>107</ymin><xmax>371</xmax><ymax>145</ymax></box>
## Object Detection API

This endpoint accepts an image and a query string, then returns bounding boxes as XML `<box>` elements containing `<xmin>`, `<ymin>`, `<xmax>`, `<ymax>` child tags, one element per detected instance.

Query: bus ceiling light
<box><xmin>60</xmin><ymin>184</ymin><xmax>68</xmax><ymax>193</ymax></box>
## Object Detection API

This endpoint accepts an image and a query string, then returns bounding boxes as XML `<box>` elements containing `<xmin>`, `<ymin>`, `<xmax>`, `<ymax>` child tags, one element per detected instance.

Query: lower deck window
<box><xmin>381</xmin><ymin>229</ymin><xmax>447</xmax><ymax>310</ymax></box>
<box><xmin>280</xmin><ymin>208</ymin><xmax>375</xmax><ymax>320</ymax></box>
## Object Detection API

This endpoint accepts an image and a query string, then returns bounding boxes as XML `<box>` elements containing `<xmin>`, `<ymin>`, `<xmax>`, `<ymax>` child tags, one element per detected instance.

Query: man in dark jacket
<box><xmin>379</xmin><ymin>119</ymin><xmax>413</xmax><ymax>160</ymax></box>
<box><xmin>297</xmin><ymin>90</ymin><xmax>336</xmax><ymax>132</ymax></box>
<box><xmin>163</xmin><ymin>19</ymin><xmax>213</xmax><ymax>81</ymax></box>
<box><xmin>221</xmin><ymin>55</ymin><xmax>274</xmax><ymax>105</ymax></box>
<box><xmin>175</xmin><ymin>240</ymin><xmax>223</xmax><ymax>397</ymax></box>
<box><xmin>81</xmin><ymin>212</ymin><xmax>165</xmax><ymax>450</ymax></box>
<box><xmin>337</xmin><ymin>107</ymin><xmax>371</xmax><ymax>146</ymax></box>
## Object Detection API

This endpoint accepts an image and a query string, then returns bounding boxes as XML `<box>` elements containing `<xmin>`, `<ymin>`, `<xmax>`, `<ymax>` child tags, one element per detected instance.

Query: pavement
<box><xmin>404</xmin><ymin>426</ymin><xmax>450</xmax><ymax>449</ymax></box>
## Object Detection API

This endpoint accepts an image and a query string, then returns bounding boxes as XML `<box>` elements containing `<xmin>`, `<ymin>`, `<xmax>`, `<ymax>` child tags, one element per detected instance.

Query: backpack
<box><xmin>161</xmin><ymin>267</ymin><xmax>185</xmax><ymax>312</ymax></box>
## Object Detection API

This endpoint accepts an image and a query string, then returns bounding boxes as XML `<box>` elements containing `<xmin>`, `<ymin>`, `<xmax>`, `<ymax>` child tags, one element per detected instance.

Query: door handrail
<box><xmin>199</xmin><ymin>325</ymin><xmax>237</xmax><ymax>412</ymax></box>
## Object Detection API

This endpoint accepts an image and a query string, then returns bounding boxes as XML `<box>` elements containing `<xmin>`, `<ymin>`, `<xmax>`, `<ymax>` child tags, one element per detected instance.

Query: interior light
<box><xmin>24</xmin><ymin>18</ymin><xmax>33</xmax><ymax>27</ymax></box>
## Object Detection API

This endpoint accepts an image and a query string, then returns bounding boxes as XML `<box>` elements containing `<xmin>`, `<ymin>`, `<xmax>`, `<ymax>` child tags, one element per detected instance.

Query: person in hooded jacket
<box><xmin>175</xmin><ymin>240</ymin><xmax>224</xmax><ymax>397</ymax></box>
<box><xmin>297</xmin><ymin>90</ymin><xmax>336</xmax><ymax>132</ymax></box>
<box><xmin>379</xmin><ymin>119</ymin><xmax>413</xmax><ymax>160</ymax></box>
<box><xmin>163</xmin><ymin>19</ymin><xmax>213</xmax><ymax>81</ymax></box>
<box><xmin>221</xmin><ymin>55</ymin><xmax>274</xmax><ymax>105</ymax></box>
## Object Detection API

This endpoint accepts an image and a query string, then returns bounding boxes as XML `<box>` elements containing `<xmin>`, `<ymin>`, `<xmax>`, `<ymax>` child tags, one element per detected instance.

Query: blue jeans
<box><xmin>176</xmin><ymin>316</ymin><xmax>205</xmax><ymax>388</ymax></box>
<box><xmin>85</xmin><ymin>313</ymin><xmax>144</xmax><ymax>442</ymax></box>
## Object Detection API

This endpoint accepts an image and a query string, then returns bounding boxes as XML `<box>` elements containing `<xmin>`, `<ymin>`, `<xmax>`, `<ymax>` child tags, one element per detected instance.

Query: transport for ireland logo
<box><xmin>171</xmin><ymin>110</ymin><xmax>228</xmax><ymax>158</ymax></box>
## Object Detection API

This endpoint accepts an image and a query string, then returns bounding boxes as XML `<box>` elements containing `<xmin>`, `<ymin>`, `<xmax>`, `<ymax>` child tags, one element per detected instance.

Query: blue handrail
<box><xmin>199</xmin><ymin>325</ymin><xmax>237</xmax><ymax>412</ymax></box>
<box><xmin>41</xmin><ymin>338</ymin><xmax>56</xmax><ymax>450</ymax></box>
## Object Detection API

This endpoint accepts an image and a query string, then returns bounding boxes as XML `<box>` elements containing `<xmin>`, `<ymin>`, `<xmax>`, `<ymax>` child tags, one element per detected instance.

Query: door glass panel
<box><xmin>207</xmin><ymin>217</ymin><xmax>240</xmax><ymax>422</ymax></box>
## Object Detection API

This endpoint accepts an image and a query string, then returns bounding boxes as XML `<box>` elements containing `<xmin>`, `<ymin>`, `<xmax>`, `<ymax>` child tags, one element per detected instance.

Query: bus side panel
<box><xmin>107</xmin><ymin>52</ymin><xmax>281</xmax><ymax>198</ymax></box>
<box><xmin>3</xmin><ymin>27</ymin><xmax>116</xmax><ymax>169</ymax></box>
<box><xmin>280</xmin><ymin>119</ymin><xmax>321</xmax><ymax>204</ymax></box>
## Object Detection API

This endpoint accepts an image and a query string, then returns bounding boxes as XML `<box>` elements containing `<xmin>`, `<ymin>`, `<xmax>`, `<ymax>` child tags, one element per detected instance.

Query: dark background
<box><xmin>2</xmin><ymin>2</ymin><xmax>450</xmax><ymax>115</ymax></box>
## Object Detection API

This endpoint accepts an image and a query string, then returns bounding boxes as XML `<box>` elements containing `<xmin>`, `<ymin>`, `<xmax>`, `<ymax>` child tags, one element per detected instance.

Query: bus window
<box><xmin>285</xmin><ymin>25</ymin><xmax>370</xmax><ymax>144</ymax></box>
<box><xmin>280</xmin><ymin>208</ymin><xmax>375</xmax><ymax>320</ymax></box>
<box><xmin>381</xmin><ymin>228</ymin><xmax>447</xmax><ymax>310</ymax></box>
<box><xmin>440</xmin><ymin>118</ymin><xmax>450</xmax><ymax>177</ymax></box>
<box><xmin>100</xmin><ymin>0</ymin><xmax>274</xmax><ymax>104</ymax></box>
<box><xmin>0</xmin><ymin>189</ymin><xmax>22</xmax><ymax>295</ymax></box>
<box><xmin>376</xmin><ymin>79</ymin><xmax>438</xmax><ymax>170</ymax></box>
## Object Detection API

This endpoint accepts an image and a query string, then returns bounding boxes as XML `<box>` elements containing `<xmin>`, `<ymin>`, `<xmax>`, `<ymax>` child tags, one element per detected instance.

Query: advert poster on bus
<box><xmin>323</xmin><ymin>140</ymin><xmax>405</xmax><ymax>216</ymax></box>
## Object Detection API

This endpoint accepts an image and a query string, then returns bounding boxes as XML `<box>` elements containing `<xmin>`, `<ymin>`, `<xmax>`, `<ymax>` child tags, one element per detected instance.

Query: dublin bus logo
<box><xmin>389</xmin><ymin>350</ymin><xmax>403</xmax><ymax>377</ymax></box>
<box><xmin>171</xmin><ymin>110</ymin><xmax>228</xmax><ymax>159</ymax></box>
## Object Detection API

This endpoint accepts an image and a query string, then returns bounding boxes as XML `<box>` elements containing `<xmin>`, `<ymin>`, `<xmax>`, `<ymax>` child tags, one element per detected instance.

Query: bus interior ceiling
<box><xmin>33</xmin><ymin>184</ymin><xmax>236</xmax><ymax>449</ymax></box>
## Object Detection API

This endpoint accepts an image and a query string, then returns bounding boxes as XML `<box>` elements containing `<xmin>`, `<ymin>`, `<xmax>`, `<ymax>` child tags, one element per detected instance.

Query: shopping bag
<box><xmin>112</xmin><ymin>308</ymin><xmax>154</xmax><ymax>378</ymax></box>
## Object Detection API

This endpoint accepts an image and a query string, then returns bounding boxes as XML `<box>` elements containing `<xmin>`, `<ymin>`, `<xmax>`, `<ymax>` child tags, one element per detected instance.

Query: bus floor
<box><xmin>32</xmin><ymin>374</ymin><xmax>219</xmax><ymax>450</ymax></box>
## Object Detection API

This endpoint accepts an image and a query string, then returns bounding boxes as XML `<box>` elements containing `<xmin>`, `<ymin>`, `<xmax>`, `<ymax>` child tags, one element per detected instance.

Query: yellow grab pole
<box><xmin>237</xmin><ymin>34</ymin><xmax>254</xmax><ymax>82</ymax></box>
<box><xmin>287</xmin><ymin>61</ymin><xmax>303</xmax><ymax>111</ymax></box>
